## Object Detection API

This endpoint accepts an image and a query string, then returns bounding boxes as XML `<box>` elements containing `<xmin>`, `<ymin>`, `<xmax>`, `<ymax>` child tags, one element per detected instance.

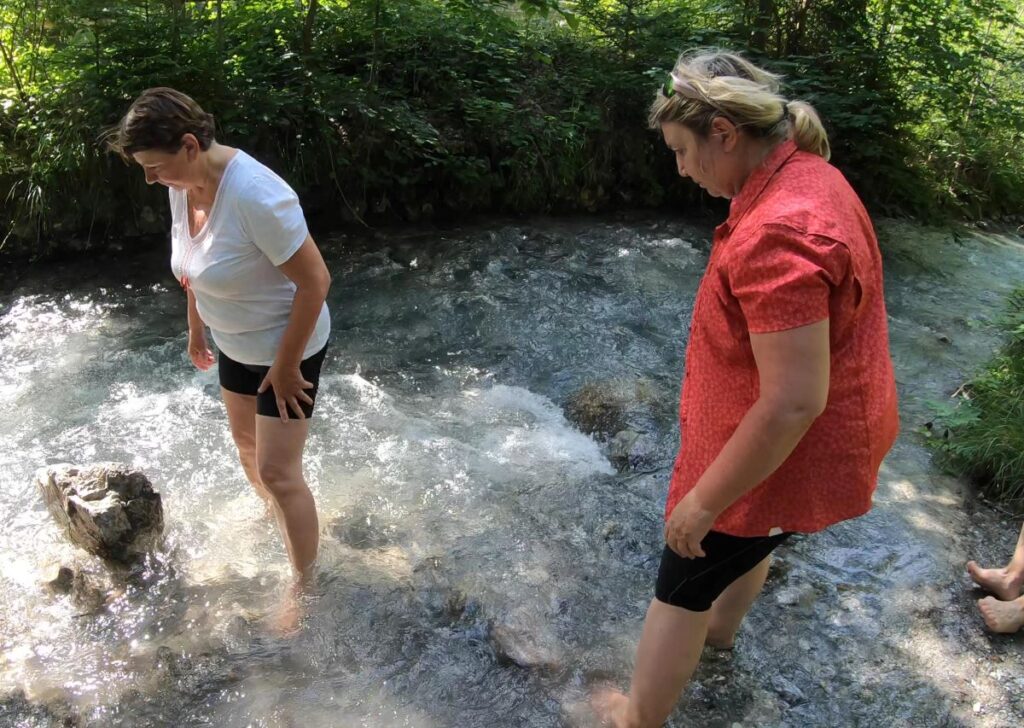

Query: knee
<box><xmin>256</xmin><ymin>460</ymin><xmax>301</xmax><ymax>497</ymax></box>
<box><xmin>232</xmin><ymin>434</ymin><xmax>257</xmax><ymax>461</ymax></box>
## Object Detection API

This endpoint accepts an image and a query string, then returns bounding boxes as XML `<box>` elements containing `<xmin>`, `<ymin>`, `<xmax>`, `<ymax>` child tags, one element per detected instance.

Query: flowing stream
<box><xmin>1</xmin><ymin>216</ymin><xmax>1023</xmax><ymax>727</ymax></box>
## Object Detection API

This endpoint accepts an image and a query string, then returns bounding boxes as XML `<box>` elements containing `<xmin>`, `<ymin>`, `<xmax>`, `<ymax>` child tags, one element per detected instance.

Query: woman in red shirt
<box><xmin>594</xmin><ymin>50</ymin><xmax>899</xmax><ymax>727</ymax></box>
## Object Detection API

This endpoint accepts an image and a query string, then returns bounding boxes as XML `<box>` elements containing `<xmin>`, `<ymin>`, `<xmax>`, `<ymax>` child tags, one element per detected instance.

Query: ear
<box><xmin>710</xmin><ymin>116</ymin><xmax>739</xmax><ymax>152</ymax></box>
<box><xmin>180</xmin><ymin>133</ymin><xmax>200</xmax><ymax>161</ymax></box>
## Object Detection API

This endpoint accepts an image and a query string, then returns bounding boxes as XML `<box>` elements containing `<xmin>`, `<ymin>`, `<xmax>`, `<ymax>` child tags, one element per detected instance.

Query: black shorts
<box><xmin>655</xmin><ymin>530</ymin><xmax>792</xmax><ymax>612</ymax></box>
<box><xmin>218</xmin><ymin>344</ymin><xmax>328</xmax><ymax>419</ymax></box>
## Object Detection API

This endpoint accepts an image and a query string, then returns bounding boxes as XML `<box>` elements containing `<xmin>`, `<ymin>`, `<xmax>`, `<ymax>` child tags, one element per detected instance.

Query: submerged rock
<box><xmin>330</xmin><ymin>506</ymin><xmax>391</xmax><ymax>550</ymax></box>
<box><xmin>489</xmin><ymin>608</ymin><xmax>563</xmax><ymax>671</ymax></box>
<box><xmin>36</xmin><ymin>463</ymin><xmax>163</xmax><ymax>562</ymax></box>
<box><xmin>608</xmin><ymin>429</ymin><xmax>657</xmax><ymax>471</ymax></box>
<box><xmin>563</xmin><ymin>379</ymin><xmax>659</xmax><ymax>438</ymax></box>
<box><xmin>40</xmin><ymin>563</ymin><xmax>74</xmax><ymax>594</ymax></box>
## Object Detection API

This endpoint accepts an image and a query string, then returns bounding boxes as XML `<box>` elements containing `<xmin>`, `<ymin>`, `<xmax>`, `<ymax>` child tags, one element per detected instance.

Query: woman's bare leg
<box><xmin>592</xmin><ymin>599</ymin><xmax>710</xmax><ymax>728</ymax></box>
<box><xmin>255</xmin><ymin>415</ymin><xmax>319</xmax><ymax>579</ymax></box>
<box><xmin>221</xmin><ymin>388</ymin><xmax>274</xmax><ymax>509</ymax></box>
<box><xmin>706</xmin><ymin>555</ymin><xmax>773</xmax><ymax>648</ymax></box>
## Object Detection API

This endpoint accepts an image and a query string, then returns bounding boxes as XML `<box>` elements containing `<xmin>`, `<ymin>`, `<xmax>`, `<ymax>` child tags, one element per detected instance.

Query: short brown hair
<box><xmin>107</xmin><ymin>87</ymin><xmax>216</xmax><ymax>161</ymax></box>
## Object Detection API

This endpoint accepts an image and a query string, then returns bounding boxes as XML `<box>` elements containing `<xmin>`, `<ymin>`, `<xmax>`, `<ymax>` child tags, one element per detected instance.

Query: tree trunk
<box><xmin>751</xmin><ymin>0</ymin><xmax>774</xmax><ymax>52</ymax></box>
<box><xmin>786</xmin><ymin>0</ymin><xmax>812</xmax><ymax>55</ymax></box>
<box><xmin>216</xmin><ymin>0</ymin><xmax>224</xmax><ymax>55</ymax></box>
<box><xmin>369</xmin><ymin>0</ymin><xmax>382</xmax><ymax>88</ymax></box>
<box><xmin>0</xmin><ymin>37</ymin><xmax>26</xmax><ymax>101</ymax></box>
<box><xmin>302</xmin><ymin>0</ymin><xmax>319</xmax><ymax>56</ymax></box>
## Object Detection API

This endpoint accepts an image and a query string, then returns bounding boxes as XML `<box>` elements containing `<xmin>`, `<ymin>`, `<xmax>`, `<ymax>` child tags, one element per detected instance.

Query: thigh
<box><xmin>221</xmin><ymin>388</ymin><xmax>258</xmax><ymax>447</ymax></box>
<box><xmin>255</xmin><ymin>344</ymin><xmax>328</xmax><ymax>420</ymax></box>
<box><xmin>655</xmin><ymin>531</ymin><xmax>791</xmax><ymax>612</ymax></box>
<box><xmin>255</xmin><ymin>415</ymin><xmax>311</xmax><ymax>484</ymax></box>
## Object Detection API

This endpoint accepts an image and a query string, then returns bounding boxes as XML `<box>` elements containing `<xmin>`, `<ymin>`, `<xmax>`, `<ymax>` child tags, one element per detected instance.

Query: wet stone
<box><xmin>330</xmin><ymin>507</ymin><xmax>391</xmax><ymax>550</ymax></box>
<box><xmin>36</xmin><ymin>463</ymin><xmax>163</xmax><ymax>562</ymax></box>
<box><xmin>41</xmin><ymin>563</ymin><xmax>74</xmax><ymax>594</ymax></box>
<box><xmin>608</xmin><ymin>429</ymin><xmax>657</xmax><ymax>471</ymax></box>
<box><xmin>489</xmin><ymin>608</ymin><xmax>563</xmax><ymax>671</ymax></box>
<box><xmin>563</xmin><ymin>382</ymin><xmax>627</xmax><ymax>436</ymax></box>
<box><xmin>771</xmin><ymin>675</ymin><xmax>806</xmax><ymax>706</ymax></box>
<box><xmin>774</xmin><ymin>584</ymin><xmax>817</xmax><ymax>611</ymax></box>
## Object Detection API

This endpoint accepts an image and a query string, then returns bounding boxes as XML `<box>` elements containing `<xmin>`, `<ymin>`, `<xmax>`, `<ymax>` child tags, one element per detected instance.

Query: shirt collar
<box><xmin>722</xmin><ymin>139</ymin><xmax>798</xmax><ymax>231</ymax></box>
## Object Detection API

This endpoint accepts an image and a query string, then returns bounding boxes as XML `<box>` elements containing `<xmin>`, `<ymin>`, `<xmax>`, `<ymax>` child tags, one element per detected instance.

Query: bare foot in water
<box><xmin>977</xmin><ymin>596</ymin><xmax>1024</xmax><ymax>634</ymax></box>
<box><xmin>269</xmin><ymin>581</ymin><xmax>305</xmax><ymax>637</ymax></box>
<box><xmin>590</xmin><ymin>686</ymin><xmax>632</xmax><ymax>728</ymax></box>
<box><xmin>967</xmin><ymin>561</ymin><xmax>1023</xmax><ymax>601</ymax></box>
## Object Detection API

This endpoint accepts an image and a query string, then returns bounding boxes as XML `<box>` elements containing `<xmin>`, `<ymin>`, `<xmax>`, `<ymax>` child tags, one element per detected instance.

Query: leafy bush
<box><xmin>929</xmin><ymin>289</ymin><xmax>1024</xmax><ymax>510</ymax></box>
<box><xmin>1</xmin><ymin>0</ymin><xmax>1023</xmax><ymax>259</ymax></box>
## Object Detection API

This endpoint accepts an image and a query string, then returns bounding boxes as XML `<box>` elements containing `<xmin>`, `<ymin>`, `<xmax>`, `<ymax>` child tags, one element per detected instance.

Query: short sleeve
<box><xmin>727</xmin><ymin>224</ymin><xmax>849</xmax><ymax>334</ymax></box>
<box><xmin>237</xmin><ymin>173</ymin><xmax>309</xmax><ymax>266</ymax></box>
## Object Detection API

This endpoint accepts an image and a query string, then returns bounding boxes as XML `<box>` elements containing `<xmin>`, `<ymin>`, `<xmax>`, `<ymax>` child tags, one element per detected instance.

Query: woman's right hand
<box><xmin>188</xmin><ymin>331</ymin><xmax>215</xmax><ymax>371</ymax></box>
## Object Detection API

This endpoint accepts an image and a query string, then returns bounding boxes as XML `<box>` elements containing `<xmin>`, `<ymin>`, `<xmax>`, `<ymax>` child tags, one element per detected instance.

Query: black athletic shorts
<box><xmin>655</xmin><ymin>530</ymin><xmax>792</xmax><ymax>612</ymax></box>
<box><xmin>218</xmin><ymin>343</ymin><xmax>328</xmax><ymax>419</ymax></box>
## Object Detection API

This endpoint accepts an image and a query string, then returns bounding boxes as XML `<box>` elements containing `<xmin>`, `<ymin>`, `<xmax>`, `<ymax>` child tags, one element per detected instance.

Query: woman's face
<box><xmin>131</xmin><ymin>134</ymin><xmax>201</xmax><ymax>190</ymax></box>
<box><xmin>660</xmin><ymin>119</ymin><xmax>743</xmax><ymax>199</ymax></box>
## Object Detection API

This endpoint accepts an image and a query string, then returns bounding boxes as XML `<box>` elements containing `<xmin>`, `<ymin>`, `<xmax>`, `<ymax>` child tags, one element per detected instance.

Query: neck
<box><xmin>190</xmin><ymin>142</ymin><xmax>233</xmax><ymax>199</ymax></box>
<box><xmin>727</xmin><ymin>136</ymin><xmax>783</xmax><ymax>198</ymax></box>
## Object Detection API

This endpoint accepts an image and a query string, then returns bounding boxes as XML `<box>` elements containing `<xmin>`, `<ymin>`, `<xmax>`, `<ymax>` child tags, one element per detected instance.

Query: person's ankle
<box><xmin>1006</xmin><ymin>561</ymin><xmax>1024</xmax><ymax>579</ymax></box>
<box><xmin>622</xmin><ymin>701</ymin><xmax>658</xmax><ymax>728</ymax></box>
<box><xmin>705</xmin><ymin>626</ymin><xmax>736</xmax><ymax>648</ymax></box>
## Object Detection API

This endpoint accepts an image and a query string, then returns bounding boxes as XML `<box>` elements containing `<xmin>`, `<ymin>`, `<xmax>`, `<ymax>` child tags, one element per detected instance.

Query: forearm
<box><xmin>692</xmin><ymin>399</ymin><xmax>819</xmax><ymax>515</ymax></box>
<box><xmin>186</xmin><ymin>289</ymin><xmax>206</xmax><ymax>335</ymax></box>
<box><xmin>274</xmin><ymin>285</ymin><xmax>327</xmax><ymax>368</ymax></box>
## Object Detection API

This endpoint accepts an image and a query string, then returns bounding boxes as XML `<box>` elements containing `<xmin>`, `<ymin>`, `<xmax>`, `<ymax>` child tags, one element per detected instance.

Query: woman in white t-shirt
<box><xmin>109</xmin><ymin>88</ymin><xmax>330</xmax><ymax>614</ymax></box>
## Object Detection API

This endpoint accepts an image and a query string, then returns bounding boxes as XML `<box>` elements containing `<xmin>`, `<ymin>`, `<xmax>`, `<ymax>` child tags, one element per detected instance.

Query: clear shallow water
<box><xmin>1</xmin><ymin>217</ymin><xmax>1023</xmax><ymax>727</ymax></box>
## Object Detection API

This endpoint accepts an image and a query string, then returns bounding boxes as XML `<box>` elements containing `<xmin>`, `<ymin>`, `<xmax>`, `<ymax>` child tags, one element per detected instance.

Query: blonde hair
<box><xmin>648</xmin><ymin>49</ymin><xmax>830</xmax><ymax>161</ymax></box>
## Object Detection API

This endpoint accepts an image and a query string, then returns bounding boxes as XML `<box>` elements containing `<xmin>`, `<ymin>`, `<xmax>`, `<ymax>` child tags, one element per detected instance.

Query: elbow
<box><xmin>308</xmin><ymin>266</ymin><xmax>331</xmax><ymax>300</ymax></box>
<box><xmin>762</xmin><ymin>395</ymin><xmax>827</xmax><ymax>431</ymax></box>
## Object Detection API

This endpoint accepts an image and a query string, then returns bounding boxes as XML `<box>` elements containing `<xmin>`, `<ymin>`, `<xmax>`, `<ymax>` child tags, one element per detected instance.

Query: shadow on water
<box><xmin>1</xmin><ymin>216</ymin><xmax>1023</xmax><ymax>726</ymax></box>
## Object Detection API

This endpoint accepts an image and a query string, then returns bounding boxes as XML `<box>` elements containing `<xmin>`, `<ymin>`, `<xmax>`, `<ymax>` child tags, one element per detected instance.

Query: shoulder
<box><xmin>231</xmin><ymin>152</ymin><xmax>301</xmax><ymax>209</ymax></box>
<box><xmin>750</xmin><ymin>152</ymin><xmax>866</xmax><ymax>241</ymax></box>
<box><xmin>723</xmin><ymin>220</ymin><xmax>851</xmax><ymax>290</ymax></box>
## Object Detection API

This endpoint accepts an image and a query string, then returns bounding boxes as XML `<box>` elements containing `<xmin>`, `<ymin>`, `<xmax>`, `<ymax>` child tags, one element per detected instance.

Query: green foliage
<box><xmin>1</xmin><ymin>0</ymin><xmax>1023</xmax><ymax>258</ymax></box>
<box><xmin>928</xmin><ymin>289</ymin><xmax>1024</xmax><ymax>510</ymax></box>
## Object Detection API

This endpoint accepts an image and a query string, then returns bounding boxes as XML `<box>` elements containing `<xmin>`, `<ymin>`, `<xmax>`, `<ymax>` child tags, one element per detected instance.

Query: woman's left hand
<box><xmin>258</xmin><ymin>364</ymin><xmax>314</xmax><ymax>422</ymax></box>
<box><xmin>665</xmin><ymin>490</ymin><xmax>719</xmax><ymax>559</ymax></box>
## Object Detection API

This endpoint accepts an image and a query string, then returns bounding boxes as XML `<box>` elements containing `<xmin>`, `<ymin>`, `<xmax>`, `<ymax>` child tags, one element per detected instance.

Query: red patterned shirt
<box><xmin>666</xmin><ymin>140</ymin><xmax>900</xmax><ymax>537</ymax></box>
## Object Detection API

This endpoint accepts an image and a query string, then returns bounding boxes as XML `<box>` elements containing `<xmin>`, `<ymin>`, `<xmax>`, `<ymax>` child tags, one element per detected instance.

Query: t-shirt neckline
<box><xmin>184</xmin><ymin>150</ymin><xmax>242</xmax><ymax>243</ymax></box>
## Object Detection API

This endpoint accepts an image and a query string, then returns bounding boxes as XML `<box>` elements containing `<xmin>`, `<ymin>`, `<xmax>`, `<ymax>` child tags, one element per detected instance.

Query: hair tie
<box><xmin>779</xmin><ymin>102</ymin><xmax>790</xmax><ymax>125</ymax></box>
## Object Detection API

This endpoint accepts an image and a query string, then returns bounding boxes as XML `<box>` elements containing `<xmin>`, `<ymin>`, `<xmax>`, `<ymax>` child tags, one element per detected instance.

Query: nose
<box><xmin>676</xmin><ymin>154</ymin><xmax>688</xmax><ymax>178</ymax></box>
<box><xmin>144</xmin><ymin>169</ymin><xmax>158</xmax><ymax>185</ymax></box>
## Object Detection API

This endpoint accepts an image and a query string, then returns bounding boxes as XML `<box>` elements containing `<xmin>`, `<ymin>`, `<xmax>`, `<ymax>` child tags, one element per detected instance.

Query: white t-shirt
<box><xmin>169</xmin><ymin>150</ymin><xmax>330</xmax><ymax>366</ymax></box>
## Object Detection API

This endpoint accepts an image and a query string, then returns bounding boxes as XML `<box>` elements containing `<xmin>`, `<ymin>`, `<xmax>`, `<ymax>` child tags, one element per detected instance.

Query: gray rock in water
<box><xmin>771</xmin><ymin>674</ymin><xmax>806</xmax><ymax>706</ymax></box>
<box><xmin>608</xmin><ymin>429</ymin><xmax>656</xmax><ymax>471</ymax></box>
<box><xmin>489</xmin><ymin>609</ymin><xmax>563</xmax><ymax>671</ymax></box>
<box><xmin>564</xmin><ymin>382</ymin><xmax>627</xmax><ymax>436</ymax></box>
<box><xmin>40</xmin><ymin>563</ymin><xmax>74</xmax><ymax>594</ymax></box>
<box><xmin>36</xmin><ymin>463</ymin><xmax>163</xmax><ymax>562</ymax></box>
<box><xmin>564</xmin><ymin>379</ymin><xmax>659</xmax><ymax>437</ymax></box>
